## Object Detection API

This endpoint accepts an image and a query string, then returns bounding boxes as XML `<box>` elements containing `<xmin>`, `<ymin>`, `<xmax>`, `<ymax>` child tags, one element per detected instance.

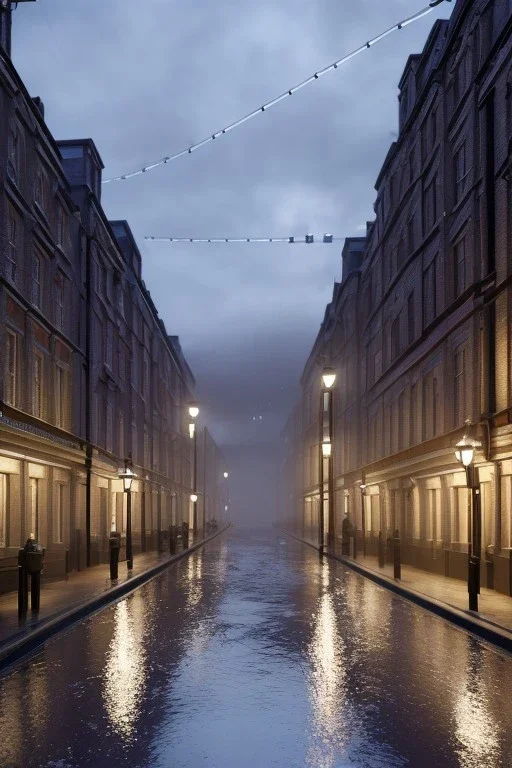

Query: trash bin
<box><xmin>109</xmin><ymin>531</ymin><xmax>121</xmax><ymax>580</ymax></box>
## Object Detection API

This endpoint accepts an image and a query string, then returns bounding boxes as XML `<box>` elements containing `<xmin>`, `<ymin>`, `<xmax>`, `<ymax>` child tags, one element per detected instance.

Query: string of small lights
<box><xmin>103</xmin><ymin>1</ymin><xmax>451</xmax><ymax>185</ymax></box>
<box><xmin>145</xmin><ymin>234</ymin><xmax>344</xmax><ymax>245</ymax></box>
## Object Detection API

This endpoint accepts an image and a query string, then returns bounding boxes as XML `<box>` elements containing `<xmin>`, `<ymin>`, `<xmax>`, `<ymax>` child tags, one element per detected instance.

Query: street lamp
<box><xmin>455</xmin><ymin>424</ymin><xmax>482</xmax><ymax>612</ymax></box>
<box><xmin>188</xmin><ymin>403</ymin><xmax>199</xmax><ymax>533</ymax></box>
<box><xmin>360</xmin><ymin>482</ymin><xmax>367</xmax><ymax>557</ymax></box>
<box><xmin>118</xmin><ymin>459</ymin><xmax>136</xmax><ymax>571</ymax></box>
<box><xmin>319</xmin><ymin>367</ymin><xmax>336</xmax><ymax>557</ymax></box>
<box><xmin>190</xmin><ymin>493</ymin><xmax>198</xmax><ymax>503</ymax></box>
<box><xmin>223</xmin><ymin>471</ymin><xmax>229</xmax><ymax>479</ymax></box>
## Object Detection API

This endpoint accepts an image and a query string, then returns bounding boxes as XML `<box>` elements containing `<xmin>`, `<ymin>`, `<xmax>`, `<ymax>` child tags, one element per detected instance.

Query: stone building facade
<box><xmin>0</xmin><ymin>7</ymin><xmax>224</xmax><ymax>591</ymax></box>
<box><xmin>284</xmin><ymin>0</ymin><xmax>512</xmax><ymax>595</ymax></box>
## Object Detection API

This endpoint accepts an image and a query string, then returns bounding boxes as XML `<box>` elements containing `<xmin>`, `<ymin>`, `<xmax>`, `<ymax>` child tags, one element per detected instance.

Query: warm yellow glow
<box><xmin>321</xmin><ymin>441</ymin><xmax>332</xmax><ymax>458</ymax></box>
<box><xmin>103</xmin><ymin>597</ymin><xmax>147</xmax><ymax>739</ymax></box>
<box><xmin>306</xmin><ymin>581</ymin><xmax>346</xmax><ymax>764</ymax></box>
<box><xmin>189</xmin><ymin>422</ymin><xmax>195</xmax><ymax>439</ymax></box>
<box><xmin>190</xmin><ymin>493</ymin><xmax>198</xmax><ymax>503</ymax></box>
<box><xmin>188</xmin><ymin>405</ymin><xmax>199</xmax><ymax>419</ymax></box>
<box><xmin>454</xmin><ymin>678</ymin><xmax>499</xmax><ymax>766</ymax></box>
<box><xmin>118</xmin><ymin>466</ymin><xmax>136</xmax><ymax>492</ymax></box>
<box><xmin>455</xmin><ymin>433</ymin><xmax>481</xmax><ymax>468</ymax></box>
<box><xmin>321</xmin><ymin>367</ymin><xmax>336</xmax><ymax>389</ymax></box>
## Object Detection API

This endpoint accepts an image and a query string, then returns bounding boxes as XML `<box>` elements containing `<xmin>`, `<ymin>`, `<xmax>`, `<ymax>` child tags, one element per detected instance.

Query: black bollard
<box><xmin>169</xmin><ymin>525</ymin><xmax>177</xmax><ymax>555</ymax></box>
<box><xmin>17</xmin><ymin>553</ymin><xmax>28</xmax><ymax>618</ymax></box>
<box><xmin>109</xmin><ymin>532</ymin><xmax>121</xmax><ymax>580</ymax></box>
<box><xmin>393</xmin><ymin>530</ymin><xmax>401</xmax><ymax>580</ymax></box>
<box><xmin>31</xmin><ymin>570</ymin><xmax>41</xmax><ymax>612</ymax></box>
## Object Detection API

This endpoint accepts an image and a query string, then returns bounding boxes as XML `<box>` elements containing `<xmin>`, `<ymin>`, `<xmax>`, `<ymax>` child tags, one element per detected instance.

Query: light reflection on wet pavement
<box><xmin>0</xmin><ymin>528</ymin><xmax>511</xmax><ymax>767</ymax></box>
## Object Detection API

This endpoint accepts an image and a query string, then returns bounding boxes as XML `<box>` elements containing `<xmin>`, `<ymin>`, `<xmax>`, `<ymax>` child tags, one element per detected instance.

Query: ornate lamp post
<box><xmin>118</xmin><ymin>459</ymin><xmax>136</xmax><ymax>571</ymax></box>
<box><xmin>319</xmin><ymin>367</ymin><xmax>336</xmax><ymax>557</ymax></box>
<box><xmin>188</xmin><ymin>403</ymin><xmax>199</xmax><ymax>533</ymax></box>
<box><xmin>455</xmin><ymin>425</ymin><xmax>482</xmax><ymax>611</ymax></box>
<box><xmin>360</xmin><ymin>481</ymin><xmax>367</xmax><ymax>557</ymax></box>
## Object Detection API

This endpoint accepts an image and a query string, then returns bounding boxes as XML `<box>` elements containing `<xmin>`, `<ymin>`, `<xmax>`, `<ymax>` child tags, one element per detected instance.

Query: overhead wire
<box><xmin>103</xmin><ymin>1</ymin><xmax>451</xmax><ymax>185</ymax></box>
<box><xmin>145</xmin><ymin>234</ymin><xmax>343</xmax><ymax>245</ymax></box>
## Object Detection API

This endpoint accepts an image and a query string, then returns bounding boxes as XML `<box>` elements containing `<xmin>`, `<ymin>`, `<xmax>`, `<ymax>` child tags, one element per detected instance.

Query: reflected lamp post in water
<box><xmin>455</xmin><ymin>424</ymin><xmax>482</xmax><ymax>612</ymax></box>
<box><xmin>118</xmin><ymin>459</ymin><xmax>136</xmax><ymax>571</ymax></box>
<box><xmin>319</xmin><ymin>367</ymin><xmax>336</xmax><ymax>557</ymax></box>
<box><xmin>188</xmin><ymin>403</ymin><xmax>199</xmax><ymax>533</ymax></box>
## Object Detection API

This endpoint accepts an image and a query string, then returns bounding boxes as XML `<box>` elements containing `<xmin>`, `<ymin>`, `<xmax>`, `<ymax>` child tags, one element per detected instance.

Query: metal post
<box><xmin>126</xmin><ymin>490</ymin><xmax>133</xmax><ymax>570</ymax></box>
<box><xmin>466</xmin><ymin>464</ymin><xmax>481</xmax><ymax>611</ymax></box>
<box><xmin>193</xmin><ymin>428</ymin><xmax>198</xmax><ymax>533</ymax></box>
<box><xmin>17</xmin><ymin>560</ymin><xmax>28</xmax><ymax>618</ymax></box>
<box><xmin>318</xmin><ymin>391</ymin><xmax>324</xmax><ymax>558</ymax></box>
<box><xmin>203</xmin><ymin>427</ymin><xmax>207</xmax><ymax>539</ymax></box>
<box><xmin>393</xmin><ymin>530</ymin><xmax>401</xmax><ymax>580</ymax></box>
<box><xmin>361</xmin><ymin>488</ymin><xmax>367</xmax><ymax>557</ymax></box>
<box><xmin>327</xmin><ymin>389</ymin><xmax>335</xmax><ymax>551</ymax></box>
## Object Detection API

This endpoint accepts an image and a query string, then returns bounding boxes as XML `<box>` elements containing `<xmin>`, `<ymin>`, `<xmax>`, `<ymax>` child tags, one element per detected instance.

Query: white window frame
<box><xmin>33</xmin><ymin>350</ymin><xmax>44</xmax><ymax>419</ymax></box>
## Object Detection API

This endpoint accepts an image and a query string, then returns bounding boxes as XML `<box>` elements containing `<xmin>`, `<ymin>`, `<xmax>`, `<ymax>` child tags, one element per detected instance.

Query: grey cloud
<box><xmin>13</xmin><ymin>0</ymin><xmax>453</xmax><ymax>522</ymax></box>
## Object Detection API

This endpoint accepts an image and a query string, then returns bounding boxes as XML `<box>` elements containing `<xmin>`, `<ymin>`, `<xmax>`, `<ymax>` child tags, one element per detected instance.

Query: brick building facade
<box><xmin>283</xmin><ymin>0</ymin><xmax>512</xmax><ymax>595</ymax></box>
<box><xmin>0</xmin><ymin>5</ymin><xmax>225</xmax><ymax>591</ymax></box>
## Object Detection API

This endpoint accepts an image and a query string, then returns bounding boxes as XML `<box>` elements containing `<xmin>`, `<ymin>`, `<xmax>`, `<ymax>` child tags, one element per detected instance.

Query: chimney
<box><xmin>32</xmin><ymin>96</ymin><xmax>45</xmax><ymax>119</ymax></box>
<box><xmin>0</xmin><ymin>1</ymin><xmax>13</xmax><ymax>58</ymax></box>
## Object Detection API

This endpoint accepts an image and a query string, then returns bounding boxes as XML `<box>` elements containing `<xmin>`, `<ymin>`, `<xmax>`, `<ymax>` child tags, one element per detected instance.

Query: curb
<box><xmin>280</xmin><ymin>529</ymin><xmax>512</xmax><ymax>655</ymax></box>
<box><xmin>0</xmin><ymin>524</ymin><xmax>231</xmax><ymax>673</ymax></box>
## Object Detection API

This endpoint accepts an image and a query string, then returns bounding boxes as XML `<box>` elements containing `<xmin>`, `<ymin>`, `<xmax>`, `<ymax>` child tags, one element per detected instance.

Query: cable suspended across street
<box><xmin>103</xmin><ymin>0</ymin><xmax>452</xmax><ymax>184</ymax></box>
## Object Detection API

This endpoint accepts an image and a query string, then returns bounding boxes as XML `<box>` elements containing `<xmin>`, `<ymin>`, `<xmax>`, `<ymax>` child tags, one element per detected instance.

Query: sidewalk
<box><xmin>337</xmin><ymin>550</ymin><xmax>512</xmax><ymax>632</ymax></box>
<box><xmin>0</xmin><ymin>526</ymin><xmax>229</xmax><ymax>670</ymax></box>
<box><xmin>283</xmin><ymin>529</ymin><xmax>512</xmax><ymax>653</ymax></box>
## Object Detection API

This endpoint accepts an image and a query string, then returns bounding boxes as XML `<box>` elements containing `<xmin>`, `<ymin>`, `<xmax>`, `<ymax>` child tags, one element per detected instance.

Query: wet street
<box><xmin>1</xmin><ymin>529</ymin><xmax>511</xmax><ymax>768</ymax></box>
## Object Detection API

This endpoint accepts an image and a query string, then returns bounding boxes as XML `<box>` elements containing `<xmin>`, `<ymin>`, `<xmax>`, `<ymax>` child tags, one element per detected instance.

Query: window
<box><xmin>407</xmin><ymin>291</ymin><xmax>415</xmax><ymax>345</ymax></box>
<box><xmin>454</xmin><ymin>142</ymin><xmax>468</xmax><ymax>202</ymax></box>
<box><xmin>54</xmin><ymin>484</ymin><xmax>65</xmax><ymax>544</ymax></box>
<box><xmin>106</xmin><ymin>403</ymin><xmax>113</xmax><ymax>453</ymax></box>
<box><xmin>397</xmin><ymin>392</ymin><xmax>405</xmax><ymax>451</ymax></box>
<box><xmin>407</xmin><ymin>216</ymin><xmax>414</xmax><ymax>252</ymax></box>
<box><xmin>55</xmin><ymin>273</ymin><xmax>65</xmax><ymax>330</ymax></box>
<box><xmin>454</xmin><ymin>236</ymin><xmax>467</xmax><ymax>297</ymax></box>
<box><xmin>34</xmin><ymin>169</ymin><xmax>45</xmax><ymax>211</ymax></box>
<box><xmin>5</xmin><ymin>331</ymin><xmax>17</xmax><ymax>407</ymax></box>
<box><xmin>391</xmin><ymin>315</ymin><xmax>400</xmax><ymax>361</ymax></box>
<box><xmin>454</xmin><ymin>347</ymin><xmax>466</xmax><ymax>426</ymax></box>
<box><xmin>423</xmin><ymin>370</ymin><xmax>441</xmax><ymax>441</ymax></box>
<box><xmin>409</xmin><ymin>383</ymin><xmax>417</xmax><ymax>446</ymax></box>
<box><xmin>397</xmin><ymin>237</ymin><xmax>406</xmax><ymax>269</ymax></box>
<box><xmin>0</xmin><ymin>474</ymin><xmax>7</xmax><ymax>548</ymax></box>
<box><xmin>7</xmin><ymin>125</ymin><xmax>19</xmax><ymax>183</ymax></box>
<box><xmin>33</xmin><ymin>351</ymin><xmax>44</xmax><ymax>419</ymax></box>
<box><xmin>422</xmin><ymin>257</ymin><xmax>437</xmax><ymax>328</ymax></box>
<box><xmin>430</xmin><ymin>109</ymin><xmax>437</xmax><ymax>146</ymax></box>
<box><xmin>29</xmin><ymin>478</ymin><xmax>40</xmax><ymax>540</ymax></box>
<box><xmin>56</xmin><ymin>205</ymin><xmax>65</xmax><ymax>246</ymax></box>
<box><xmin>105</xmin><ymin>323</ymin><xmax>113</xmax><ymax>369</ymax></box>
<box><xmin>423</xmin><ymin>175</ymin><xmax>438</xmax><ymax>233</ymax></box>
<box><xmin>55</xmin><ymin>365</ymin><xmax>68</xmax><ymax>429</ymax></box>
<box><xmin>7</xmin><ymin>210</ymin><xmax>17</xmax><ymax>282</ymax></box>
<box><xmin>32</xmin><ymin>254</ymin><xmax>42</xmax><ymax>308</ymax></box>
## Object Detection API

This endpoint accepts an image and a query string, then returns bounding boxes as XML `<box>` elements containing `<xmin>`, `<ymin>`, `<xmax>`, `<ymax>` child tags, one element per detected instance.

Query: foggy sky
<box><xmin>12</xmin><ymin>0</ymin><xmax>453</xmax><ymax>524</ymax></box>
